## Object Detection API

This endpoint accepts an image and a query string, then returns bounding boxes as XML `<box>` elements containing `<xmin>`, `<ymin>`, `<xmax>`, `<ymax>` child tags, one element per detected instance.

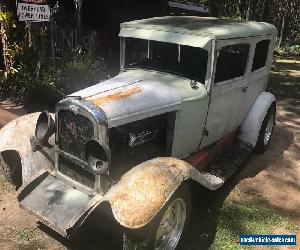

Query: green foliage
<box><xmin>1</xmin><ymin>41</ymin><xmax>107</xmax><ymax>110</ymax></box>
<box><xmin>276</xmin><ymin>44</ymin><xmax>300</xmax><ymax>56</ymax></box>
<box><xmin>0</xmin><ymin>171</ymin><xmax>14</xmax><ymax>195</ymax></box>
<box><xmin>0</xmin><ymin>11</ymin><xmax>15</xmax><ymax>28</ymax></box>
<box><xmin>18</xmin><ymin>228</ymin><xmax>36</xmax><ymax>242</ymax></box>
<box><xmin>0</xmin><ymin>10</ymin><xmax>17</xmax><ymax>72</ymax></box>
<box><xmin>8</xmin><ymin>43</ymin><xmax>40</xmax><ymax>78</ymax></box>
<box><xmin>0</xmin><ymin>5</ymin><xmax>106</xmax><ymax>106</ymax></box>
<box><xmin>45</xmin><ymin>48</ymin><xmax>107</xmax><ymax>93</ymax></box>
<box><xmin>0</xmin><ymin>43</ymin><xmax>40</xmax><ymax>96</ymax></box>
<box><xmin>208</xmin><ymin>0</ymin><xmax>300</xmax><ymax>47</ymax></box>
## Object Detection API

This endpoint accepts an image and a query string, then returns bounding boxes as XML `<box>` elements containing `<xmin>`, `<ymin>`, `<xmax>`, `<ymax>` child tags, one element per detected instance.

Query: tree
<box><xmin>0</xmin><ymin>3</ymin><xmax>15</xmax><ymax>72</ymax></box>
<box><xmin>205</xmin><ymin>0</ymin><xmax>300</xmax><ymax>47</ymax></box>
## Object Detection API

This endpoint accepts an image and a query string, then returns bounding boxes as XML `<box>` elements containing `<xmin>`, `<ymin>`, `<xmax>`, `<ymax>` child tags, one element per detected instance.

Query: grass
<box><xmin>0</xmin><ymin>171</ymin><xmax>14</xmax><ymax>195</ymax></box>
<box><xmin>18</xmin><ymin>228</ymin><xmax>36</xmax><ymax>242</ymax></box>
<box><xmin>210</xmin><ymin>202</ymin><xmax>299</xmax><ymax>250</ymax></box>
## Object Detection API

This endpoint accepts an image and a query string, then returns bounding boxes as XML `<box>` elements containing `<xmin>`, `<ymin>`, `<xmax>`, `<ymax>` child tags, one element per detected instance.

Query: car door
<box><xmin>200</xmin><ymin>39</ymin><xmax>251</xmax><ymax>149</ymax></box>
<box><xmin>239</xmin><ymin>37</ymin><xmax>275</xmax><ymax>117</ymax></box>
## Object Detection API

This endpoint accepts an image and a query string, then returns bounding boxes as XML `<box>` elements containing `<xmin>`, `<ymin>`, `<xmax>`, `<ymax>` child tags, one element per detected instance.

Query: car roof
<box><xmin>121</xmin><ymin>16</ymin><xmax>277</xmax><ymax>40</ymax></box>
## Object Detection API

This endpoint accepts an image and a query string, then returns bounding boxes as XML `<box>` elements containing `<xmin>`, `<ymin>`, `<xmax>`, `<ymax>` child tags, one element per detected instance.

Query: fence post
<box><xmin>50</xmin><ymin>11</ymin><xmax>55</xmax><ymax>66</ymax></box>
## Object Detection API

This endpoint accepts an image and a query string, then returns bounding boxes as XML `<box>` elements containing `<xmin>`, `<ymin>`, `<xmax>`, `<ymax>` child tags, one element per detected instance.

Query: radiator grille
<box><xmin>58</xmin><ymin>110</ymin><xmax>94</xmax><ymax>160</ymax></box>
<box><xmin>59</xmin><ymin>156</ymin><xmax>95</xmax><ymax>189</ymax></box>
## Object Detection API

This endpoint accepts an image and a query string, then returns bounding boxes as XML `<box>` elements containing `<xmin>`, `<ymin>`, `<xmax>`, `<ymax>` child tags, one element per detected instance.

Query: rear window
<box><xmin>252</xmin><ymin>39</ymin><xmax>271</xmax><ymax>71</ymax></box>
<box><xmin>215</xmin><ymin>44</ymin><xmax>250</xmax><ymax>83</ymax></box>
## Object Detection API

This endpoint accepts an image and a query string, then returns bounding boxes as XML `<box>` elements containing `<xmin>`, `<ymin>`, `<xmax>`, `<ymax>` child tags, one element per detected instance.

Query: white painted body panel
<box><xmin>121</xmin><ymin>16</ymin><xmax>276</xmax><ymax>41</ymax></box>
<box><xmin>74</xmin><ymin>26</ymin><xmax>277</xmax><ymax>157</ymax></box>
<box><xmin>72</xmin><ymin>72</ymin><xmax>183</xmax><ymax>128</ymax></box>
<box><xmin>118</xmin><ymin>17</ymin><xmax>277</xmax><ymax>156</ymax></box>
<box><xmin>201</xmin><ymin>33</ymin><xmax>276</xmax><ymax>148</ymax></box>
<box><xmin>72</xmin><ymin>69</ymin><xmax>210</xmax><ymax>158</ymax></box>
<box><xmin>0</xmin><ymin>113</ymin><xmax>55</xmax><ymax>183</ymax></box>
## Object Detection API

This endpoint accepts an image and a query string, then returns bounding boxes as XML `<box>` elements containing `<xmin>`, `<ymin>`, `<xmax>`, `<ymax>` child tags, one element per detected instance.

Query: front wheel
<box><xmin>123</xmin><ymin>184</ymin><xmax>191</xmax><ymax>250</ymax></box>
<box><xmin>0</xmin><ymin>151</ymin><xmax>22</xmax><ymax>189</ymax></box>
<box><xmin>255</xmin><ymin>105</ymin><xmax>276</xmax><ymax>154</ymax></box>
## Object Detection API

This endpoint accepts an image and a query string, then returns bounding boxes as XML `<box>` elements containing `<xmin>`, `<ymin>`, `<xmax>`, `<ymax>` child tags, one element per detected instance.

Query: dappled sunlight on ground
<box><xmin>228</xmin><ymin>57</ymin><xmax>300</xmax><ymax>222</ymax></box>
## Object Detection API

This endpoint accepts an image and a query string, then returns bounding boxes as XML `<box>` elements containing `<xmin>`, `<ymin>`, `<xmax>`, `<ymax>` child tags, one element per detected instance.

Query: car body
<box><xmin>0</xmin><ymin>16</ymin><xmax>277</xmax><ymax>249</ymax></box>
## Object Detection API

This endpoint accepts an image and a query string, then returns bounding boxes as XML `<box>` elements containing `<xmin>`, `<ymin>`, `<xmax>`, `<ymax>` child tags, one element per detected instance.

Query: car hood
<box><xmin>71</xmin><ymin>70</ymin><xmax>182</xmax><ymax>128</ymax></box>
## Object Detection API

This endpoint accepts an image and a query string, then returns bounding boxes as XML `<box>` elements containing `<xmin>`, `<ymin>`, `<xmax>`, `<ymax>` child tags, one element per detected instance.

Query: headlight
<box><xmin>30</xmin><ymin>112</ymin><xmax>55</xmax><ymax>151</ymax></box>
<box><xmin>85</xmin><ymin>139</ymin><xmax>110</xmax><ymax>175</ymax></box>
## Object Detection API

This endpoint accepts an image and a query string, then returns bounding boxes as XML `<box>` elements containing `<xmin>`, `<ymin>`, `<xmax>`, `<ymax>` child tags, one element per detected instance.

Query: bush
<box><xmin>44</xmin><ymin>48</ymin><xmax>107</xmax><ymax>93</ymax></box>
<box><xmin>0</xmin><ymin>44</ymin><xmax>108</xmax><ymax>110</ymax></box>
<box><xmin>276</xmin><ymin>43</ymin><xmax>300</xmax><ymax>56</ymax></box>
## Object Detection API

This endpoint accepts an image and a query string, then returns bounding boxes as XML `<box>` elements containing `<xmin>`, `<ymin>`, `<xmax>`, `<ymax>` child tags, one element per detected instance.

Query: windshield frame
<box><xmin>120</xmin><ymin>37</ymin><xmax>213</xmax><ymax>87</ymax></box>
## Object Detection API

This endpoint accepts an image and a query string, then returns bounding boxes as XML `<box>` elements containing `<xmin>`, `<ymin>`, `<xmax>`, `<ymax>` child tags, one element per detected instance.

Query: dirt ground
<box><xmin>0</xmin><ymin>57</ymin><xmax>299</xmax><ymax>249</ymax></box>
<box><xmin>228</xmin><ymin>57</ymin><xmax>300</xmax><ymax>221</ymax></box>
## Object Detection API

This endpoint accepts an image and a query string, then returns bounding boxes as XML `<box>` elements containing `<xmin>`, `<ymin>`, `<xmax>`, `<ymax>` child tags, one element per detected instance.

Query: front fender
<box><xmin>16</xmin><ymin>155</ymin><xmax>223</xmax><ymax>236</ymax></box>
<box><xmin>101</xmin><ymin>157</ymin><xmax>220</xmax><ymax>229</ymax></box>
<box><xmin>0</xmin><ymin>113</ymin><xmax>55</xmax><ymax>184</ymax></box>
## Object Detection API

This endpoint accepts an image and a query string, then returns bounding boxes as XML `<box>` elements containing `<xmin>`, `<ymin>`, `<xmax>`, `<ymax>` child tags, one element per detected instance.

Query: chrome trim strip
<box><xmin>55</xmin><ymin>97</ymin><xmax>110</xmax><ymax>193</ymax></box>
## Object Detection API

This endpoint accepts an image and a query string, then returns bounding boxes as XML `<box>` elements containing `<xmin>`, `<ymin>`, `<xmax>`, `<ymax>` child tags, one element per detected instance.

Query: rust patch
<box><xmin>86</xmin><ymin>86</ymin><xmax>142</xmax><ymax>107</ymax></box>
<box><xmin>105</xmin><ymin>158</ymin><xmax>191</xmax><ymax>228</ymax></box>
<box><xmin>185</xmin><ymin>130</ymin><xmax>237</xmax><ymax>170</ymax></box>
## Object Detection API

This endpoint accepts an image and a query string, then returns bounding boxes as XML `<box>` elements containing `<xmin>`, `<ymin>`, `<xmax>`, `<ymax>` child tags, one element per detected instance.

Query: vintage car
<box><xmin>0</xmin><ymin>16</ymin><xmax>277</xmax><ymax>249</ymax></box>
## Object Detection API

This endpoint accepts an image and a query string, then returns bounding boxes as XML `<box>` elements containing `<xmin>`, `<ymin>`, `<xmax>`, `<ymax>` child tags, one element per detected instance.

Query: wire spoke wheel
<box><xmin>264</xmin><ymin>114</ymin><xmax>274</xmax><ymax>146</ymax></box>
<box><xmin>122</xmin><ymin>184</ymin><xmax>191</xmax><ymax>250</ymax></box>
<box><xmin>154</xmin><ymin>198</ymin><xmax>187</xmax><ymax>250</ymax></box>
<box><xmin>255</xmin><ymin>104</ymin><xmax>276</xmax><ymax>154</ymax></box>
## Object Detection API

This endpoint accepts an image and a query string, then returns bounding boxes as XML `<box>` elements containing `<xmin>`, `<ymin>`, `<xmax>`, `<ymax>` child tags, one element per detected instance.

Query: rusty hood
<box><xmin>71</xmin><ymin>70</ymin><xmax>182</xmax><ymax>128</ymax></box>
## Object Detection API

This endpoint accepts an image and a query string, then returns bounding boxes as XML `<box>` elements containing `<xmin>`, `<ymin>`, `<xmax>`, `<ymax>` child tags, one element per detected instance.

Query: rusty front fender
<box><xmin>100</xmin><ymin>157</ymin><xmax>214</xmax><ymax>229</ymax></box>
<box><xmin>0</xmin><ymin>113</ymin><xmax>55</xmax><ymax>184</ymax></box>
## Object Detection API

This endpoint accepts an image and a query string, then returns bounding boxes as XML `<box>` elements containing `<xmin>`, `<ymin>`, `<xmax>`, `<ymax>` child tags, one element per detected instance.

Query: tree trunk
<box><xmin>0</xmin><ymin>27</ymin><xmax>10</xmax><ymax>72</ymax></box>
<box><xmin>277</xmin><ymin>15</ymin><xmax>285</xmax><ymax>49</ymax></box>
<box><xmin>239</xmin><ymin>0</ymin><xmax>247</xmax><ymax>20</ymax></box>
<box><xmin>262</xmin><ymin>0</ymin><xmax>270</xmax><ymax>22</ymax></box>
<box><xmin>209</xmin><ymin>0</ymin><xmax>217</xmax><ymax>17</ymax></box>
<box><xmin>250</xmin><ymin>0</ymin><xmax>259</xmax><ymax>20</ymax></box>
<box><xmin>0</xmin><ymin>3</ymin><xmax>11</xmax><ymax>72</ymax></box>
<box><xmin>25</xmin><ymin>22</ymin><xmax>34</xmax><ymax>46</ymax></box>
<box><xmin>209</xmin><ymin>0</ymin><xmax>226</xmax><ymax>17</ymax></box>
<box><xmin>246</xmin><ymin>0</ymin><xmax>251</xmax><ymax>20</ymax></box>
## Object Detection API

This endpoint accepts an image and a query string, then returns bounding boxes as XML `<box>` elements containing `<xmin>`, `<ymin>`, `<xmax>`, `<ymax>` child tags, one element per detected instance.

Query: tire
<box><xmin>0</xmin><ymin>151</ymin><xmax>22</xmax><ymax>189</ymax></box>
<box><xmin>255</xmin><ymin>104</ymin><xmax>276</xmax><ymax>154</ymax></box>
<box><xmin>123</xmin><ymin>183</ymin><xmax>191</xmax><ymax>250</ymax></box>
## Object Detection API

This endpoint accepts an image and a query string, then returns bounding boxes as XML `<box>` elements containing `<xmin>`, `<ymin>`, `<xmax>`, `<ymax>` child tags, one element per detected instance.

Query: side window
<box><xmin>252</xmin><ymin>39</ymin><xmax>270</xmax><ymax>71</ymax></box>
<box><xmin>215</xmin><ymin>44</ymin><xmax>250</xmax><ymax>83</ymax></box>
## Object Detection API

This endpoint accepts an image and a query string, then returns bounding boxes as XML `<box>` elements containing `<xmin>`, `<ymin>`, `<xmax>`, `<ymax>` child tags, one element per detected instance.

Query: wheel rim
<box><xmin>264</xmin><ymin>114</ymin><xmax>274</xmax><ymax>146</ymax></box>
<box><xmin>154</xmin><ymin>198</ymin><xmax>186</xmax><ymax>250</ymax></box>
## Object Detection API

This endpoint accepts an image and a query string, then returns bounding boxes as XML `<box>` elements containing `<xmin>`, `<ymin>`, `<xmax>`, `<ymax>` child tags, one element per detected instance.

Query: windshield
<box><xmin>124</xmin><ymin>38</ymin><xmax>208</xmax><ymax>83</ymax></box>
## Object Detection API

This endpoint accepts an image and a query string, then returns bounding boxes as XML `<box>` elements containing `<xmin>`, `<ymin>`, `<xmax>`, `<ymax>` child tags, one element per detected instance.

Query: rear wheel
<box><xmin>123</xmin><ymin>184</ymin><xmax>191</xmax><ymax>250</ymax></box>
<box><xmin>255</xmin><ymin>105</ymin><xmax>276</xmax><ymax>154</ymax></box>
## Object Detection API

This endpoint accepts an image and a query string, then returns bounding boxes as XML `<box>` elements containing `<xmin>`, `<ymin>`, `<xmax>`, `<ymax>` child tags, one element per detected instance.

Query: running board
<box><xmin>200</xmin><ymin>141</ymin><xmax>253</xmax><ymax>190</ymax></box>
